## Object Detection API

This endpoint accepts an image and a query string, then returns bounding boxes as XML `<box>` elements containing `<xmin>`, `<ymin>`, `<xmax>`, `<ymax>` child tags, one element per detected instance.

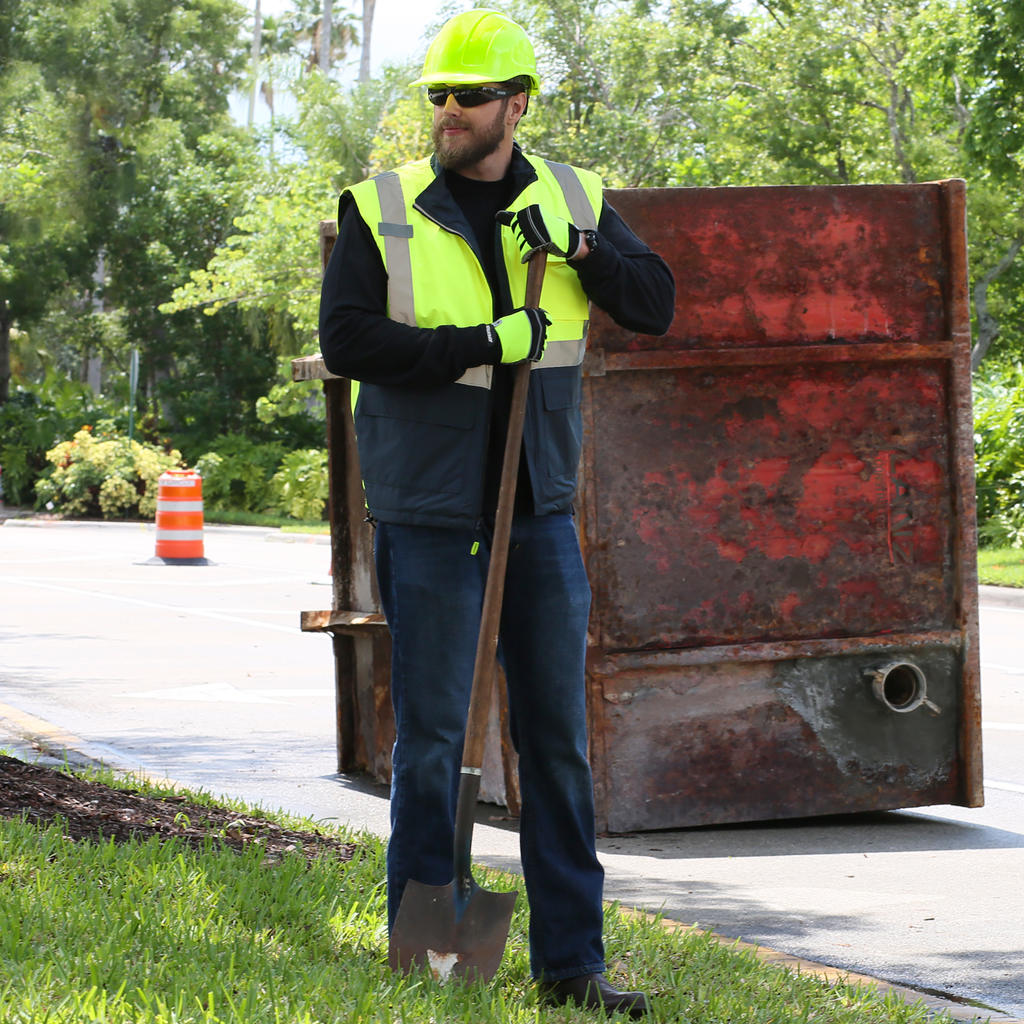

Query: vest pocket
<box><xmin>539</xmin><ymin>367</ymin><xmax>583</xmax><ymax>479</ymax></box>
<box><xmin>357</xmin><ymin>384</ymin><xmax>479</xmax><ymax>496</ymax></box>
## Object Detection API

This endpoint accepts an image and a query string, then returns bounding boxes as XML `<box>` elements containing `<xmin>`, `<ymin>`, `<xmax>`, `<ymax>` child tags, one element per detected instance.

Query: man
<box><xmin>319</xmin><ymin>9</ymin><xmax>674</xmax><ymax>1016</ymax></box>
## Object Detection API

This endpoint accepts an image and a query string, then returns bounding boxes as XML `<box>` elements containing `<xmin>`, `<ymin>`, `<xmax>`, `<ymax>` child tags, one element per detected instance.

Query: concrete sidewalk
<box><xmin>2</xmin><ymin>519</ymin><xmax>1022</xmax><ymax>1021</ymax></box>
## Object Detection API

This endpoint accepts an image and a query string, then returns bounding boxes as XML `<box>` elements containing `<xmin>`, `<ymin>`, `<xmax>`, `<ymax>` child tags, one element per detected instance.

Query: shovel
<box><xmin>388</xmin><ymin>251</ymin><xmax>549</xmax><ymax>983</ymax></box>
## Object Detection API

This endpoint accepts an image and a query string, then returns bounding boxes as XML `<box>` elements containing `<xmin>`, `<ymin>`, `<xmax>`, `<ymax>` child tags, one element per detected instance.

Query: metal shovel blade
<box><xmin>388</xmin><ymin>878</ymin><xmax>518</xmax><ymax>982</ymax></box>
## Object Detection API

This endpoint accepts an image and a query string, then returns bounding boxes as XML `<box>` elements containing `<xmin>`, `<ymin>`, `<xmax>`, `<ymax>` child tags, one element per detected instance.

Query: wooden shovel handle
<box><xmin>461</xmin><ymin>252</ymin><xmax>547</xmax><ymax>773</ymax></box>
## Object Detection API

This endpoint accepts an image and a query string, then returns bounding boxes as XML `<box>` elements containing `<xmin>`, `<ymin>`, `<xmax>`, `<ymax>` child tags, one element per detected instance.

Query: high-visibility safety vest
<box><xmin>342</xmin><ymin>151</ymin><xmax>603</xmax><ymax>528</ymax></box>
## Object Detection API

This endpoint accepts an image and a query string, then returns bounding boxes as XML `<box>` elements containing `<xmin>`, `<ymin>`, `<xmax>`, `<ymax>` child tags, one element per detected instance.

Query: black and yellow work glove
<box><xmin>496</xmin><ymin>204</ymin><xmax>583</xmax><ymax>263</ymax></box>
<box><xmin>487</xmin><ymin>307</ymin><xmax>552</xmax><ymax>363</ymax></box>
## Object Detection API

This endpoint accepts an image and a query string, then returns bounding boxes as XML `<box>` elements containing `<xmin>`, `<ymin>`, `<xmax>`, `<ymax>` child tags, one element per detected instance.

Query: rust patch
<box><xmin>590</xmin><ymin>362</ymin><xmax>953</xmax><ymax>651</ymax></box>
<box><xmin>595</xmin><ymin>184</ymin><xmax>947</xmax><ymax>350</ymax></box>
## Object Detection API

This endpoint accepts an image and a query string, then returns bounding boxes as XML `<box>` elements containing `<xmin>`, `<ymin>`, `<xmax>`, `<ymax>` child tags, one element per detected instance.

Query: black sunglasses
<box><xmin>427</xmin><ymin>85</ymin><xmax>520</xmax><ymax>107</ymax></box>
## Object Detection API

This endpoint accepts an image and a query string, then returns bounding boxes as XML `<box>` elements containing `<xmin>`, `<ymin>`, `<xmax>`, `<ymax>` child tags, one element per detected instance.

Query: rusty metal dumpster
<box><xmin>300</xmin><ymin>179</ymin><xmax>981</xmax><ymax>833</ymax></box>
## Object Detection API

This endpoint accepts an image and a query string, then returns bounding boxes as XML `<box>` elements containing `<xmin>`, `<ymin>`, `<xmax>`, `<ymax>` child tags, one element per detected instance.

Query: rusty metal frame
<box><xmin>941</xmin><ymin>180</ymin><xmax>983</xmax><ymax>807</ymax></box>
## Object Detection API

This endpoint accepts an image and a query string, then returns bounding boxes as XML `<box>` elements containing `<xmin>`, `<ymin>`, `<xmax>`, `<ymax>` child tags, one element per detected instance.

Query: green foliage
<box><xmin>255</xmin><ymin>360</ymin><xmax>324</xmax><ymax>428</ymax></box>
<box><xmin>160</xmin><ymin>159</ymin><xmax>338</xmax><ymax>338</ymax></box>
<box><xmin>35</xmin><ymin>423</ymin><xmax>181</xmax><ymax>519</ymax></box>
<box><xmin>194</xmin><ymin>433</ymin><xmax>288</xmax><ymax>514</ymax></box>
<box><xmin>270</xmin><ymin>447</ymin><xmax>329</xmax><ymax>520</ymax></box>
<box><xmin>507</xmin><ymin>0</ymin><xmax>746</xmax><ymax>187</ymax></box>
<box><xmin>0</xmin><ymin>0</ymin><xmax>251</xmax><ymax>398</ymax></box>
<box><xmin>973</xmin><ymin>362</ymin><xmax>1024</xmax><ymax>547</ymax></box>
<box><xmin>0</xmin><ymin>377</ymin><xmax>112</xmax><ymax>506</ymax></box>
<box><xmin>194</xmin><ymin>434</ymin><xmax>327</xmax><ymax>520</ymax></box>
<box><xmin>964</xmin><ymin>0</ymin><xmax>1024</xmax><ymax>184</ymax></box>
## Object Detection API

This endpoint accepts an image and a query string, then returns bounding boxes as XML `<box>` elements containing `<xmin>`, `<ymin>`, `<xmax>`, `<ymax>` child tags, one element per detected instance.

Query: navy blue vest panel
<box><xmin>355</xmin><ymin>365</ymin><xmax>582</xmax><ymax>528</ymax></box>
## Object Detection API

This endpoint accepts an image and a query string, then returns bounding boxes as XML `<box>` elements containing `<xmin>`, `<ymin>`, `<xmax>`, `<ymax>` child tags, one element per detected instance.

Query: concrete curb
<box><xmin>0</xmin><ymin>701</ymin><xmax>180</xmax><ymax>788</ymax></box>
<box><xmin>1</xmin><ymin>704</ymin><xmax>1019</xmax><ymax>1023</ymax></box>
<box><xmin>978</xmin><ymin>584</ymin><xmax>1024</xmax><ymax>610</ymax></box>
<box><xmin>265</xmin><ymin>531</ymin><xmax>331</xmax><ymax>545</ymax></box>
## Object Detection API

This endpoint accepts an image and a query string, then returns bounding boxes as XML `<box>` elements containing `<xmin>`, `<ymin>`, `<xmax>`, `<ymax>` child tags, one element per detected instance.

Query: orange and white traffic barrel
<box><xmin>150</xmin><ymin>468</ymin><xmax>211</xmax><ymax>565</ymax></box>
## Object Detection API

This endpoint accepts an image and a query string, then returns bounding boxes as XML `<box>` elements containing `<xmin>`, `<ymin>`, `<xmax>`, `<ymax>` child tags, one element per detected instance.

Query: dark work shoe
<box><xmin>538</xmin><ymin>972</ymin><xmax>650</xmax><ymax>1017</ymax></box>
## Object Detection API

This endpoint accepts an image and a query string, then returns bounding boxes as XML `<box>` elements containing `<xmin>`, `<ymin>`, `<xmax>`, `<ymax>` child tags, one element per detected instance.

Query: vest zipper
<box><xmin>412</xmin><ymin>202</ymin><xmax>478</xmax><ymax>255</ymax></box>
<box><xmin>413</xmin><ymin>199</ymin><xmax>496</xmax><ymax>527</ymax></box>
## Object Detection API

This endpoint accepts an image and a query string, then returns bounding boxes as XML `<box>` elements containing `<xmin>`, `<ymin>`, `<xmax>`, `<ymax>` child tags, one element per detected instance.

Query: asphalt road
<box><xmin>1</xmin><ymin>519</ymin><xmax>1022</xmax><ymax>1017</ymax></box>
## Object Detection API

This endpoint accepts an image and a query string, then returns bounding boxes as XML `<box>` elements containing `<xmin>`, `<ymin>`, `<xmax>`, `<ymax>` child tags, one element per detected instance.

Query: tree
<box><xmin>0</xmin><ymin>0</ymin><xmax>249</xmax><ymax>404</ymax></box>
<box><xmin>506</xmin><ymin>0</ymin><xmax>747</xmax><ymax>187</ymax></box>
<box><xmin>961</xmin><ymin>0</ymin><xmax>1024</xmax><ymax>368</ymax></box>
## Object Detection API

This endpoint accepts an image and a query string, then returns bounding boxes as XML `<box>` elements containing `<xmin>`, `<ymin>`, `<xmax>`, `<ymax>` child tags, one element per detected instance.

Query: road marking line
<box><xmin>0</xmin><ymin>554</ymin><xmax>111</xmax><ymax>565</ymax></box>
<box><xmin>252</xmin><ymin>688</ymin><xmax>333</xmax><ymax>697</ymax></box>
<box><xmin>0</xmin><ymin>576</ymin><xmax>301</xmax><ymax>635</ymax></box>
<box><xmin>122</xmin><ymin>683</ymin><xmax>290</xmax><ymax>705</ymax></box>
<box><xmin>118</xmin><ymin>684</ymin><xmax>334</xmax><ymax>703</ymax></box>
<box><xmin>187</xmin><ymin>609</ymin><xmax>298</xmax><ymax>615</ymax></box>
<box><xmin>984</xmin><ymin>779</ymin><xmax>1024</xmax><ymax>795</ymax></box>
<box><xmin>980</xmin><ymin>603</ymin><xmax>1024</xmax><ymax>615</ymax></box>
<box><xmin>981</xmin><ymin>661</ymin><xmax>1024</xmax><ymax>675</ymax></box>
<box><xmin>982</xmin><ymin>722</ymin><xmax>1024</xmax><ymax>731</ymax></box>
<box><xmin>1</xmin><ymin>574</ymin><xmax>315</xmax><ymax>588</ymax></box>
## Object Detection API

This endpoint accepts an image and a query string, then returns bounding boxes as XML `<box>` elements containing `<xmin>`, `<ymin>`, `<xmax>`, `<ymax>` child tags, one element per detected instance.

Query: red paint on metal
<box><xmin>592</xmin><ymin>185</ymin><xmax>947</xmax><ymax>351</ymax></box>
<box><xmin>593</xmin><ymin>359</ymin><xmax>954</xmax><ymax>651</ymax></box>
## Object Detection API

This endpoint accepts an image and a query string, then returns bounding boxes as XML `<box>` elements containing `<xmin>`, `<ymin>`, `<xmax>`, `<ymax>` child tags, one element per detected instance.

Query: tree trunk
<box><xmin>359</xmin><ymin>0</ymin><xmax>375</xmax><ymax>83</ymax></box>
<box><xmin>320</xmin><ymin>0</ymin><xmax>333</xmax><ymax>73</ymax></box>
<box><xmin>0</xmin><ymin>298</ymin><xmax>11</xmax><ymax>404</ymax></box>
<box><xmin>887</xmin><ymin>80</ymin><xmax>916</xmax><ymax>184</ymax></box>
<box><xmin>971</xmin><ymin>233</ymin><xmax>1024</xmax><ymax>372</ymax></box>
<box><xmin>248</xmin><ymin>0</ymin><xmax>262</xmax><ymax>126</ymax></box>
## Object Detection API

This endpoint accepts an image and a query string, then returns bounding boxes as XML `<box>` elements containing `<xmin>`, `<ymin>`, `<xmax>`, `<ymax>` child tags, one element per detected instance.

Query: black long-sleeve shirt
<box><xmin>319</xmin><ymin>154</ymin><xmax>675</xmax><ymax>514</ymax></box>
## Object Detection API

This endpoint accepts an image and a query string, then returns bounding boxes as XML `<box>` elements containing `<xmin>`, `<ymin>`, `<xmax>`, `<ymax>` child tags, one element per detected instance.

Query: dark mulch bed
<box><xmin>0</xmin><ymin>755</ymin><xmax>355</xmax><ymax>863</ymax></box>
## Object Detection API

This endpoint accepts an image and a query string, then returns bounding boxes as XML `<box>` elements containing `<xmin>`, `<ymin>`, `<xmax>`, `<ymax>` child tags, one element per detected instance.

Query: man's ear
<box><xmin>507</xmin><ymin>91</ymin><xmax>528</xmax><ymax>126</ymax></box>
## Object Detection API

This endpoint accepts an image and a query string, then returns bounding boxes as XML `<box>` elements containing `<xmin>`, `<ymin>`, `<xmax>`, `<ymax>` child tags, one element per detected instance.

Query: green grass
<box><xmin>978</xmin><ymin>546</ymin><xmax>1024</xmax><ymax>588</ymax></box>
<box><xmin>202</xmin><ymin>510</ymin><xmax>328</xmax><ymax>531</ymax></box>
<box><xmin>0</xmin><ymin>770</ymin><xmax>949</xmax><ymax>1024</ymax></box>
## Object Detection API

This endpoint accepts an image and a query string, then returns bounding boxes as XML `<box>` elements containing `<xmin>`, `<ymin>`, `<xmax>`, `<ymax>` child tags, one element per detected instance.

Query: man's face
<box><xmin>431</xmin><ymin>84</ymin><xmax>511</xmax><ymax>172</ymax></box>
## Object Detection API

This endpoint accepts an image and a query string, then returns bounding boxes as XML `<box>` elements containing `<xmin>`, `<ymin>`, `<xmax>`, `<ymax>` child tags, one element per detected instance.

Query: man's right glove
<box><xmin>487</xmin><ymin>307</ymin><xmax>551</xmax><ymax>363</ymax></box>
<box><xmin>496</xmin><ymin>205</ymin><xmax>583</xmax><ymax>262</ymax></box>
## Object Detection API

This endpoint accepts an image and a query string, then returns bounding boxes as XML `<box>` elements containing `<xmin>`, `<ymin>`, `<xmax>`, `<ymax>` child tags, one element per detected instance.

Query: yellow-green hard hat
<box><xmin>410</xmin><ymin>9</ymin><xmax>539</xmax><ymax>94</ymax></box>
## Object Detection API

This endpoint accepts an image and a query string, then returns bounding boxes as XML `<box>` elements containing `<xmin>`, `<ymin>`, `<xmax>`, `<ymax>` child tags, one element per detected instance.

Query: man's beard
<box><xmin>432</xmin><ymin>102</ymin><xmax>508</xmax><ymax>171</ymax></box>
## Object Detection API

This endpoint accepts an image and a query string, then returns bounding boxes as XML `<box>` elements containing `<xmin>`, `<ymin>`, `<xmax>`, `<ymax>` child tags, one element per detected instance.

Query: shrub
<box><xmin>270</xmin><ymin>448</ymin><xmax>329</xmax><ymax>521</ymax></box>
<box><xmin>193</xmin><ymin>433</ymin><xmax>286</xmax><ymax>514</ymax></box>
<box><xmin>0</xmin><ymin>378</ymin><xmax>107</xmax><ymax>507</ymax></box>
<box><xmin>35</xmin><ymin>424</ymin><xmax>181</xmax><ymax>520</ymax></box>
<box><xmin>974</xmin><ymin>362</ymin><xmax>1024</xmax><ymax>547</ymax></box>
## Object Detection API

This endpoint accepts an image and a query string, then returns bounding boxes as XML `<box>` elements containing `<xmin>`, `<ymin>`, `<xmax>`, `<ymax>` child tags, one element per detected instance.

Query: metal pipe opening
<box><xmin>866</xmin><ymin>661</ymin><xmax>940</xmax><ymax>714</ymax></box>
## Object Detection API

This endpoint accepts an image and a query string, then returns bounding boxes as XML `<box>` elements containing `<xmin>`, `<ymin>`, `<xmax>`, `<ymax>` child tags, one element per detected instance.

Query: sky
<box><xmin>229</xmin><ymin>0</ymin><xmax>462</xmax><ymax>125</ymax></box>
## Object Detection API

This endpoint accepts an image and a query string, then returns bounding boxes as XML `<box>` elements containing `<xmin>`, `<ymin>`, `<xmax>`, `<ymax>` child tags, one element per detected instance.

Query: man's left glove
<box><xmin>488</xmin><ymin>307</ymin><xmax>552</xmax><ymax>363</ymax></box>
<box><xmin>496</xmin><ymin>204</ymin><xmax>583</xmax><ymax>263</ymax></box>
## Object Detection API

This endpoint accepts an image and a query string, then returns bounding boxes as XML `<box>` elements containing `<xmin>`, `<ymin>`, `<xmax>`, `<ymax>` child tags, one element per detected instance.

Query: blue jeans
<box><xmin>375</xmin><ymin>513</ymin><xmax>606</xmax><ymax>981</ymax></box>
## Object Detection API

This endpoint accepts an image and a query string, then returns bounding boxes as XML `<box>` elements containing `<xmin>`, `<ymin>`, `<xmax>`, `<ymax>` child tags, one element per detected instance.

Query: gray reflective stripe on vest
<box><xmin>374</xmin><ymin>172</ymin><xmax>416</xmax><ymax>325</ymax></box>
<box><xmin>534</xmin><ymin>325</ymin><xmax>589</xmax><ymax>369</ymax></box>
<box><xmin>455</xmin><ymin>364</ymin><xmax>492</xmax><ymax>388</ymax></box>
<box><xmin>543</xmin><ymin>161</ymin><xmax>598</xmax><ymax>231</ymax></box>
